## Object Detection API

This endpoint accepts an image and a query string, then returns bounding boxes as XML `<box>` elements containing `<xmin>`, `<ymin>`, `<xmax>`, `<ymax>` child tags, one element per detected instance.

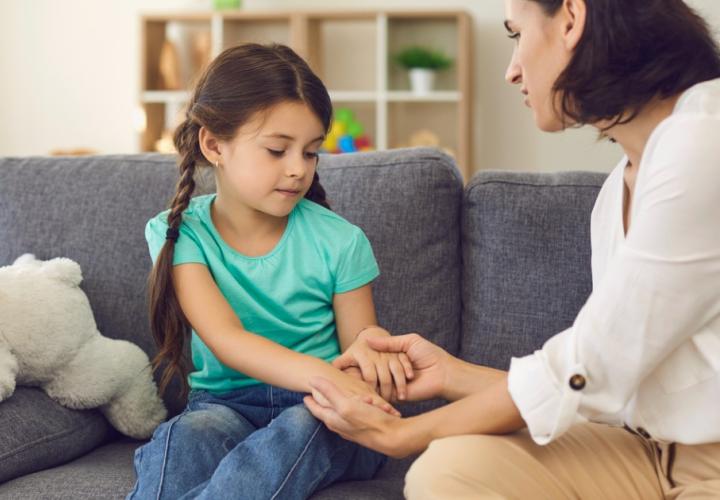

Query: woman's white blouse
<box><xmin>508</xmin><ymin>78</ymin><xmax>720</xmax><ymax>446</ymax></box>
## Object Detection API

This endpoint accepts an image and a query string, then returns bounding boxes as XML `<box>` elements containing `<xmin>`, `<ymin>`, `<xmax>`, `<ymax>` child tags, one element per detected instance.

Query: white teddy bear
<box><xmin>0</xmin><ymin>254</ymin><xmax>167</xmax><ymax>439</ymax></box>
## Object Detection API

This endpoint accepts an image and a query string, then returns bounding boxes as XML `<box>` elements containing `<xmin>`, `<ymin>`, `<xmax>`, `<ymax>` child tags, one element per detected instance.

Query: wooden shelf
<box><xmin>140</xmin><ymin>9</ymin><xmax>472</xmax><ymax>179</ymax></box>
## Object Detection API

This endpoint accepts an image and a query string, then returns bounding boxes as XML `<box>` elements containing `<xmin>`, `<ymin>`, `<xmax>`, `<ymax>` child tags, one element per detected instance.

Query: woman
<box><xmin>304</xmin><ymin>0</ymin><xmax>720</xmax><ymax>498</ymax></box>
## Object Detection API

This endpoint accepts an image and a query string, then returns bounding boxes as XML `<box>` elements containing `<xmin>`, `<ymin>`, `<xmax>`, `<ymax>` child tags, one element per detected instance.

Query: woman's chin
<box><xmin>534</xmin><ymin>112</ymin><xmax>565</xmax><ymax>133</ymax></box>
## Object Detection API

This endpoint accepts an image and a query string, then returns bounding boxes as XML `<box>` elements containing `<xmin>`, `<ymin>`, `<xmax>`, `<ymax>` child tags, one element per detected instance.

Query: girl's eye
<box><xmin>267</xmin><ymin>149</ymin><xmax>285</xmax><ymax>157</ymax></box>
<box><xmin>507</xmin><ymin>32</ymin><xmax>520</xmax><ymax>42</ymax></box>
<box><xmin>305</xmin><ymin>152</ymin><xmax>319</xmax><ymax>160</ymax></box>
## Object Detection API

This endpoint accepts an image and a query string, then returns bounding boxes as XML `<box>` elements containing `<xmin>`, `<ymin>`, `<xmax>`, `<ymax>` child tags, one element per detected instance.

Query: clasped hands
<box><xmin>304</xmin><ymin>327</ymin><xmax>451</xmax><ymax>457</ymax></box>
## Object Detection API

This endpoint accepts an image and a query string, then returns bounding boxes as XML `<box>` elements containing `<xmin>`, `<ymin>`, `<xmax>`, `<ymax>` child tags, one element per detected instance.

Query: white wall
<box><xmin>1</xmin><ymin>0</ymin><xmax>719</xmax><ymax>174</ymax></box>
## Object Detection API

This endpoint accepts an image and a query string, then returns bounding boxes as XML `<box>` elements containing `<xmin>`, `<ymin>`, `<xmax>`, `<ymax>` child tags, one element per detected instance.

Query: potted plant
<box><xmin>393</xmin><ymin>46</ymin><xmax>453</xmax><ymax>94</ymax></box>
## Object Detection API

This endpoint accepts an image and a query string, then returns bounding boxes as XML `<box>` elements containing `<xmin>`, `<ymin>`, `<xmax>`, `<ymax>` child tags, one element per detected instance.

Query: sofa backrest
<box><xmin>0</xmin><ymin>148</ymin><xmax>463</xmax><ymax>416</ymax></box>
<box><xmin>460</xmin><ymin>170</ymin><xmax>607</xmax><ymax>369</ymax></box>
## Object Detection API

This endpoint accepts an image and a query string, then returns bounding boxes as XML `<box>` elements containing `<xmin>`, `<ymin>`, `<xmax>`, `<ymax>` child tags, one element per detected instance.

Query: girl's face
<box><xmin>215</xmin><ymin>101</ymin><xmax>326</xmax><ymax>218</ymax></box>
<box><xmin>504</xmin><ymin>0</ymin><xmax>581</xmax><ymax>131</ymax></box>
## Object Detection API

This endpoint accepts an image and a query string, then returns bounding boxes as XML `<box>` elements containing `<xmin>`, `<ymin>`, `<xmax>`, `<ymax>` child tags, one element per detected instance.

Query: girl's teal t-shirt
<box><xmin>145</xmin><ymin>195</ymin><xmax>379</xmax><ymax>393</ymax></box>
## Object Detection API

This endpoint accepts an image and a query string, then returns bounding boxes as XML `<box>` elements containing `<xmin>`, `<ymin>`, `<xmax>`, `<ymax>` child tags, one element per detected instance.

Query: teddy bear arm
<box><xmin>0</xmin><ymin>339</ymin><xmax>19</xmax><ymax>401</ymax></box>
<box><xmin>43</xmin><ymin>335</ymin><xmax>136</xmax><ymax>409</ymax></box>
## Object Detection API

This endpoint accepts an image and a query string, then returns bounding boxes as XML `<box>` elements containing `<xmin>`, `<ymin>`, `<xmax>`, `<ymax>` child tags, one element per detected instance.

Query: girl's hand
<box><xmin>364</xmin><ymin>333</ymin><xmax>451</xmax><ymax>402</ymax></box>
<box><xmin>316</xmin><ymin>367</ymin><xmax>401</xmax><ymax>417</ymax></box>
<box><xmin>332</xmin><ymin>326</ymin><xmax>414</xmax><ymax>402</ymax></box>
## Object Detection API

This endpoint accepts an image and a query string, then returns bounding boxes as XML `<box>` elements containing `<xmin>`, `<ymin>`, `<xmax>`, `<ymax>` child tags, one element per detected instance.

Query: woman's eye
<box><xmin>508</xmin><ymin>32</ymin><xmax>520</xmax><ymax>42</ymax></box>
<box><xmin>267</xmin><ymin>149</ymin><xmax>285</xmax><ymax>157</ymax></box>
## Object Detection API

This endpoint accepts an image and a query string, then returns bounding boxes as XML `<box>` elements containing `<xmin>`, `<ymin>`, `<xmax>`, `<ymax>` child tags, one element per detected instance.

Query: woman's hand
<box><xmin>317</xmin><ymin>367</ymin><xmax>401</xmax><ymax>417</ymax></box>
<box><xmin>304</xmin><ymin>377</ymin><xmax>418</xmax><ymax>458</ymax></box>
<box><xmin>332</xmin><ymin>326</ymin><xmax>414</xmax><ymax>402</ymax></box>
<box><xmin>361</xmin><ymin>333</ymin><xmax>453</xmax><ymax>402</ymax></box>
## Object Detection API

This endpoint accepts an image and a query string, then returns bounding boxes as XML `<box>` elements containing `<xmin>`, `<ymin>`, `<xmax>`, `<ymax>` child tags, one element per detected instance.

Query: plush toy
<box><xmin>0</xmin><ymin>254</ymin><xmax>167</xmax><ymax>439</ymax></box>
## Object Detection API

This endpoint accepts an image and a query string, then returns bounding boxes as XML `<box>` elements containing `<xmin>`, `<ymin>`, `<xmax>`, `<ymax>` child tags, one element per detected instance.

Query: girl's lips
<box><xmin>276</xmin><ymin>189</ymin><xmax>300</xmax><ymax>196</ymax></box>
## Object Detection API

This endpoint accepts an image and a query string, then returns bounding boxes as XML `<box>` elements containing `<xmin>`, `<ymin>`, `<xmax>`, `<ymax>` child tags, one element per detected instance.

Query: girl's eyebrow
<box><xmin>262</xmin><ymin>133</ymin><xmax>326</xmax><ymax>146</ymax></box>
<box><xmin>504</xmin><ymin>20</ymin><xmax>516</xmax><ymax>33</ymax></box>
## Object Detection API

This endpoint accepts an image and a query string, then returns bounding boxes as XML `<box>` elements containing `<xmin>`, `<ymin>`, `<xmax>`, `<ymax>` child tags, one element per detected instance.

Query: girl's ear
<box><xmin>198</xmin><ymin>126</ymin><xmax>221</xmax><ymax>166</ymax></box>
<box><xmin>561</xmin><ymin>0</ymin><xmax>586</xmax><ymax>51</ymax></box>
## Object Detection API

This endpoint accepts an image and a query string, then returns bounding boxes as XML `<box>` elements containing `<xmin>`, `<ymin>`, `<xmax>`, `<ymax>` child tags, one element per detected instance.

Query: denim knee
<box><xmin>128</xmin><ymin>404</ymin><xmax>256</xmax><ymax>500</ymax></box>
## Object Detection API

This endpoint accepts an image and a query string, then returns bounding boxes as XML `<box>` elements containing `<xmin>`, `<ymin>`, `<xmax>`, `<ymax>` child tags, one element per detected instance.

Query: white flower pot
<box><xmin>409</xmin><ymin>68</ymin><xmax>436</xmax><ymax>95</ymax></box>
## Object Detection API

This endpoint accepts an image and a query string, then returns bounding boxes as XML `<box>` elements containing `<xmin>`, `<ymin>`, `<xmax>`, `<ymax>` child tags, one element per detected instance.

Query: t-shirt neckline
<box><xmin>200</xmin><ymin>193</ymin><xmax>298</xmax><ymax>261</ymax></box>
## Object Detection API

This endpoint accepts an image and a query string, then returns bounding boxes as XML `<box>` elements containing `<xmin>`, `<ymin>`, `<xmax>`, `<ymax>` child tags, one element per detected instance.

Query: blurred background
<box><xmin>1</xmin><ymin>0</ymin><xmax>718</xmax><ymax>177</ymax></box>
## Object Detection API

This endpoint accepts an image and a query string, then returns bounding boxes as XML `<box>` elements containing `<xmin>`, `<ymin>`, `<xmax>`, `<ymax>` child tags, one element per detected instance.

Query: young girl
<box><xmin>127</xmin><ymin>43</ymin><xmax>412</xmax><ymax>500</ymax></box>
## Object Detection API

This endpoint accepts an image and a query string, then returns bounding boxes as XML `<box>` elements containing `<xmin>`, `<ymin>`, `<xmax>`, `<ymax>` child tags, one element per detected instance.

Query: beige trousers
<box><xmin>404</xmin><ymin>423</ymin><xmax>720</xmax><ymax>499</ymax></box>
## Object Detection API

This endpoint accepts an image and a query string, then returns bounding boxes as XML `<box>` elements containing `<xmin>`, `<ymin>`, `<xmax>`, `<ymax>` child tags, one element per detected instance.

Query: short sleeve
<box><xmin>145</xmin><ymin>216</ymin><xmax>207</xmax><ymax>266</ymax></box>
<box><xmin>334</xmin><ymin>226</ymin><xmax>379</xmax><ymax>294</ymax></box>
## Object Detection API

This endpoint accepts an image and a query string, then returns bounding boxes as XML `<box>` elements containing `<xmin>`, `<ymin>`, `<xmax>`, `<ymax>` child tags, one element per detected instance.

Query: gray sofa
<box><xmin>0</xmin><ymin>148</ymin><xmax>606</xmax><ymax>499</ymax></box>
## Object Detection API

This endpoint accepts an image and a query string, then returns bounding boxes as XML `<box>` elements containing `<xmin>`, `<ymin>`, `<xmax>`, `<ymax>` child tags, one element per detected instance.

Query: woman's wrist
<box><xmin>382</xmin><ymin>414</ymin><xmax>435</xmax><ymax>458</ymax></box>
<box><xmin>442</xmin><ymin>357</ymin><xmax>506</xmax><ymax>401</ymax></box>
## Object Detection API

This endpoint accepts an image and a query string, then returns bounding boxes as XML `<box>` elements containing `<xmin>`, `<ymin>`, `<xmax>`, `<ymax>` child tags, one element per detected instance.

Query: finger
<box><xmin>357</xmin><ymin>356</ymin><xmax>378</xmax><ymax>389</ymax></box>
<box><xmin>388</xmin><ymin>357</ymin><xmax>407</xmax><ymax>400</ymax></box>
<box><xmin>375</xmin><ymin>359</ymin><xmax>394</xmax><ymax>402</ymax></box>
<box><xmin>309</xmin><ymin>376</ymin><xmax>350</xmax><ymax>410</ymax></box>
<box><xmin>370</xmin><ymin>394</ymin><xmax>402</xmax><ymax>417</ymax></box>
<box><xmin>311</xmin><ymin>388</ymin><xmax>331</xmax><ymax>408</ymax></box>
<box><xmin>304</xmin><ymin>395</ymin><xmax>336</xmax><ymax>423</ymax></box>
<box><xmin>332</xmin><ymin>352</ymin><xmax>356</xmax><ymax>370</ymax></box>
<box><xmin>398</xmin><ymin>352</ymin><xmax>414</xmax><ymax>379</ymax></box>
<box><xmin>366</xmin><ymin>333</ymin><xmax>420</xmax><ymax>354</ymax></box>
<box><xmin>343</xmin><ymin>366</ymin><xmax>364</xmax><ymax>380</ymax></box>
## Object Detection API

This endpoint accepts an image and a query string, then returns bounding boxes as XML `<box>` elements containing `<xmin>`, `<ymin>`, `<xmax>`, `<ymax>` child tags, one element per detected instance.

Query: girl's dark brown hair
<box><xmin>148</xmin><ymin>43</ymin><xmax>333</xmax><ymax>397</ymax></box>
<box><xmin>530</xmin><ymin>0</ymin><xmax>720</xmax><ymax>128</ymax></box>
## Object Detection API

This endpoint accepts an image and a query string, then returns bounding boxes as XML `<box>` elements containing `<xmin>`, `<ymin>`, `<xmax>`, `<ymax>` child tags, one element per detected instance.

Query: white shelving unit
<box><xmin>141</xmin><ymin>9</ymin><xmax>472</xmax><ymax>178</ymax></box>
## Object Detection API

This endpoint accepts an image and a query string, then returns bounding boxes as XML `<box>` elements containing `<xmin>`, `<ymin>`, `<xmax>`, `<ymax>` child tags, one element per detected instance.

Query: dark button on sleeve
<box><xmin>569</xmin><ymin>374</ymin><xmax>586</xmax><ymax>391</ymax></box>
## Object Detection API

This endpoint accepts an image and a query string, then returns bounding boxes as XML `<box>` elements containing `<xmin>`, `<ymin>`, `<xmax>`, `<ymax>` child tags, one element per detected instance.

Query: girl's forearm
<box><xmin>395</xmin><ymin>374</ymin><xmax>525</xmax><ymax>456</ymax></box>
<box><xmin>212</xmin><ymin>328</ymin><xmax>343</xmax><ymax>393</ymax></box>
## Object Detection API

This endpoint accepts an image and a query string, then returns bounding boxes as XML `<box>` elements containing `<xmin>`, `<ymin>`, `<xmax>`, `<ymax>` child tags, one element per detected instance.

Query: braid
<box><xmin>304</xmin><ymin>171</ymin><xmax>331</xmax><ymax>210</ymax></box>
<box><xmin>148</xmin><ymin>118</ymin><xmax>201</xmax><ymax>398</ymax></box>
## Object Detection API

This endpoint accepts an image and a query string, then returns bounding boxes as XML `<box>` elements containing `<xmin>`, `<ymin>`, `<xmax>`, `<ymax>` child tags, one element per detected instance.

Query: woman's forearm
<box><xmin>393</xmin><ymin>373</ymin><xmax>525</xmax><ymax>457</ymax></box>
<box><xmin>442</xmin><ymin>357</ymin><xmax>507</xmax><ymax>401</ymax></box>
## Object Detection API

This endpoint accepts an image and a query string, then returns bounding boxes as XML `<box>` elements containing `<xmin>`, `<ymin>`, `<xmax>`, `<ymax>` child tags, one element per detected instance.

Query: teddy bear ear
<box><xmin>13</xmin><ymin>253</ymin><xmax>39</xmax><ymax>267</ymax></box>
<box><xmin>42</xmin><ymin>258</ymin><xmax>83</xmax><ymax>286</ymax></box>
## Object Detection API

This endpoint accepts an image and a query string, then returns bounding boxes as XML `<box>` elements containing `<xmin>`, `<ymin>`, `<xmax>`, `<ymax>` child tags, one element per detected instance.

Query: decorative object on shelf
<box><xmin>213</xmin><ymin>0</ymin><xmax>242</xmax><ymax>9</ymax></box>
<box><xmin>49</xmin><ymin>148</ymin><xmax>98</xmax><ymax>156</ymax></box>
<box><xmin>158</xmin><ymin>38</ymin><xmax>182</xmax><ymax>90</ymax></box>
<box><xmin>395</xmin><ymin>128</ymin><xmax>455</xmax><ymax>158</ymax></box>
<box><xmin>393</xmin><ymin>46</ymin><xmax>453</xmax><ymax>95</ymax></box>
<box><xmin>154</xmin><ymin>130</ymin><xmax>176</xmax><ymax>154</ymax></box>
<box><xmin>322</xmin><ymin>107</ymin><xmax>373</xmax><ymax>154</ymax></box>
<box><xmin>192</xmin><ymin>31</ymin><xmax>212</xmax><ymax>74</ymax></box>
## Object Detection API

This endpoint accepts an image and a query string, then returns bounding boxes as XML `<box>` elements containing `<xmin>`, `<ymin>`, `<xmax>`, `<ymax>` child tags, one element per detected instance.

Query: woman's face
<box><xmin>504</xmin><ymin>0</ymin><xmax>579</xmax><ymax>131</ymax></box>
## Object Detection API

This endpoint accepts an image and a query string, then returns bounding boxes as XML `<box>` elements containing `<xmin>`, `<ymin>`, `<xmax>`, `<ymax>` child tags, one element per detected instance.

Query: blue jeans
<box><xmin>126</xmin><ymin>384</ymin><xmax>386</xmax><ymax>500</ymax></box>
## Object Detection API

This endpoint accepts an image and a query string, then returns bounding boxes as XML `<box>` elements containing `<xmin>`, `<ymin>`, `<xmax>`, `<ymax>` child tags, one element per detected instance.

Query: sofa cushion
<box><xmin>319</xmin><ymin>148</ymin><xmax>464</xmax><ymax>415</ymax></box>
<box><xmin>0</xmin><ymin>388</ymin><xmax>112</xmax><ymax>484</ymax></box>
<box><xmin>0</xmin><ymin>438</ymin><xmax>138</xmax><ymax>498</ymax></box>
<box><xmin>461</xmin><ymin>171</ymin><xmax>607</xmax><ymax>368</ymax></box>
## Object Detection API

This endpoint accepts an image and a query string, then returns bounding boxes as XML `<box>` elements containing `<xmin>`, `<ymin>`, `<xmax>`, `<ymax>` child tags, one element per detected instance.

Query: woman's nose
<box><xmin>505</xmin><ymin>50</ymin><xmax>522</xmax><ymax>85</ymax></box>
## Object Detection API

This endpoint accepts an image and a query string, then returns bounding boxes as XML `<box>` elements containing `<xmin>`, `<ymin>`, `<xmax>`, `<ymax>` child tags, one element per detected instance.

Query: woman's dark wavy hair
<box><xmin>531</xmin><ymin>0</ymin><xmax>720</xmax><ymax>128</ymax></box>
<box><xmin>148</xmin><ymin>43</ymin><xmax>332</xmax><ymax>398</ymax></box>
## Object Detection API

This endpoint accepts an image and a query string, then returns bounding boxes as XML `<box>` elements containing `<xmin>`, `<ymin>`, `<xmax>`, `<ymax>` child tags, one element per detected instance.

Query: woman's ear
<box><xmin>562</xmin><ymin>0</ymin><xmax>587</xmax><ymax>51</ymax></box>
<box><xmin>198</xmin><ymin>126</ymin><xmax>221</xmax><ymax>166</ymax></box>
